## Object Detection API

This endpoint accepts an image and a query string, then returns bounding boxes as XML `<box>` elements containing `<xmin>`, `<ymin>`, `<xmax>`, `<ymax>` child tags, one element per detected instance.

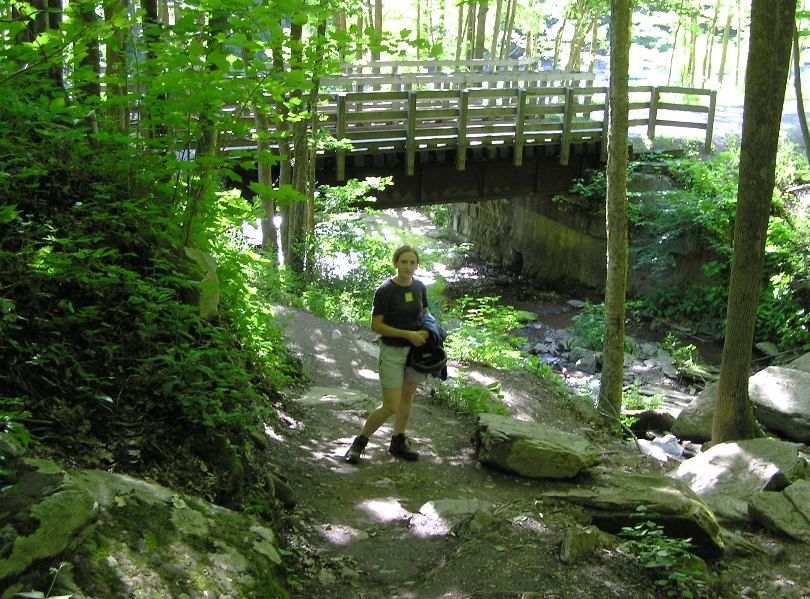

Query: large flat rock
<box><xmin>542</xmin><ymin>469</ymin><xmax>724</xmax><ymax>557</ymax></box>
<box><xmin>1</xmin><ymin>458</ymin><xmax>287</xmax><ymax>598</ymax></box>
<box><xmin>672</xmin><ymin>358</ymin><xmax>810</xmax><ymax>443</ymax></box>
<box><xmin>670</xmin><ymin>437</ymin><xmax>808</xmax><ymax>523</ymax></box>
<box><xmin>474</xmin><ymin>413</ymin><xmax>600</xmax><ymax>479</ymax></box>
<box><xmin>748</xmin><ymin>480</ymin><xmax>810</xmax><ymax>543</ymax></box>
<box><xmin>749</xmin><ymin>366</ymin><xmax>810</xmax><ymax>443</ymax></box>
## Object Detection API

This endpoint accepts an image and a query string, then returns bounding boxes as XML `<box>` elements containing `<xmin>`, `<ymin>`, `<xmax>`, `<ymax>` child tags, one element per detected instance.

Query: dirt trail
<box><xmin>272</xmin><ymin>304</ymin><xmax>659</xmax><ymax>598</ymax></box>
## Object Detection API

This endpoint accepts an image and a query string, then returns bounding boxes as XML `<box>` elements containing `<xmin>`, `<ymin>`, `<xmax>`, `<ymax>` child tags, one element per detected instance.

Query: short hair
<box><xmin>392</xmin><ymin>244</ymin><xmax>420</xmax><ymax>264</ymax></box>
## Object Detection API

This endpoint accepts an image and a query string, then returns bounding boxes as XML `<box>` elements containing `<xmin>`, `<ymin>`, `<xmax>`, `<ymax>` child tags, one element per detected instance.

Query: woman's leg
<box><xmin>360</xmin><ymin>387</ymin><xmax>401</xmax><ymax>438</ymax></box>
<box><xmin>392</xmin><ymin>381</ymin><xmax>419</xmax><ymax>435</ymax></box>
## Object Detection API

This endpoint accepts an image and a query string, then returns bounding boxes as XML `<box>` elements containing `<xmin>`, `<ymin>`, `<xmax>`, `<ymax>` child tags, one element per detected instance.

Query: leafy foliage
<box><xmin>0</xmin><ymin>75</ymin><xmax>296</xmax><ymax>504</ymax></box>
<box><xmin>628</xmin><ymin>143</ymin><xmax>810</xmax><ymax>350</ymax></box>
<box><xmin>432</xmin><ymin>373</ymin><xmax>509</xmax><ymax>416</ymax></box>
<box><xmin>620</xmin><ymin>507</ymin><xmax>710</xmax><ymax>598</ymax></box>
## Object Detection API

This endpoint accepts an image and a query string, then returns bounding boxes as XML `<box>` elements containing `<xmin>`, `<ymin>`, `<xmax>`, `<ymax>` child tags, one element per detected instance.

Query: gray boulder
<box><xmin>670</xmin><ymin>438</ymin><xmax>809</xmax><ymax>523</ymax></box>
<box><xmin>474</xmin><ymin>413</ymin><xmax>600</xmax><ymax>479</ymax></box>
<box><xmin>542</xmin><ymin>469</ymin><xmax>724</xmax><ymax>557</ymax></box>
<box><xmin>749</xmin><ymin>366</ymin><xmax>810</xmax><ymax>443</ymax></box>
<box><xmin>673</xmin><ymin>362</ymin><xmax>810</xmax><ymax>443</ymax></box>
<box><xmin>748</xmin><ymin>480</ymin><xmax>810</xmax><ymax>543</ymax></box>
<box><xmin>787</xmin><ymin>352</ymin><xmax>810</xmax><ymax>373</ymax></box>
<box><xmin>672</xmin><ymin>381</ymin><xmax>718</xmax><ymax>442</ymax></box>
<box><xmin>1</xmin><ymin>458</ymin><xmax>287</xmax><ymax>599</ymax></box>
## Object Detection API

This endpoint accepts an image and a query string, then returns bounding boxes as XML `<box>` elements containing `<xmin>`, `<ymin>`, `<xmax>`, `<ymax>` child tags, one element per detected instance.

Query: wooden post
<box><xmin>560</xmin><ymin>86</ymin><xmax>574</xmax><ymax>166</ymax></box>
<box><xmin>406</xmin><ymin>91</ymin><xmax>417</xmax><ymax>176</ymax></box>
<box><xmin>704</xmin><ymin>89</ymin><xmax>717</xmax><ymax>153</ymax></box>
<box><xmin>337</xmin><ymin>94</ymin><xmax>346</xmax><ymax>181</ymax></box>
<box><xmin>457</xmin><ymin>89</ymin><xmax>469</xmax><ymax>171</ymax></box>
<box><xmin>647</xmin><ymin>86</ymin><xmax>659</xmax><ymax>140</ymax></box>
<box><xmin>514</xmin><ymin>88</ymin><xmax>527</xmax><ymax>166</ymax></box>
<box><xmin>600</xmin><ymin>93</ymin><xmax>610</xmax><ymax>163</ymax></box>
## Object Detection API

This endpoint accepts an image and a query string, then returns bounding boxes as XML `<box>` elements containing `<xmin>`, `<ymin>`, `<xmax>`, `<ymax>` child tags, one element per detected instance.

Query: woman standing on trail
<box><xmin>345</xmin><ymin>244</ymin><xmax>430</xmax><ymax>464</ymax></box>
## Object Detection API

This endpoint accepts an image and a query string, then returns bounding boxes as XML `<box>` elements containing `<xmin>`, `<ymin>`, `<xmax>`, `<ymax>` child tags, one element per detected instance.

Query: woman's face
<box><xmin>394</xmin><ymin>251</ymin><xmax>419</xmax><ymax>279</ymax></box>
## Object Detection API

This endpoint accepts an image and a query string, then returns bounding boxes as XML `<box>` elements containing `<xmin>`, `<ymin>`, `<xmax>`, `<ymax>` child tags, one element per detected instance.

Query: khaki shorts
<box><xmin>378</xmin><ymin>343</ymin><xmax>427</xmax><ymax>389</ymax></box>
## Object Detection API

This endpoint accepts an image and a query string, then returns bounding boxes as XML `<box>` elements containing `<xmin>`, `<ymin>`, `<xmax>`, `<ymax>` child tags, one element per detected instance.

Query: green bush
<box><xmin>620</xmin><ymin>507</ymin><xmax>710</xmax><ymax>598</ymax></box>
<box><xmin>432</xmin><ymin>373</ymin><xmax>508</xmax><ymax>416</ymax></box>
<box><xmin>629</xmin><ymin>143</ymin><xmax>810</xmax><ymax>351</ymax></box>
<box><xmin>0</xmin><ymin>76</ymin><xmax>297</xmax><ymax>501</ymax></box>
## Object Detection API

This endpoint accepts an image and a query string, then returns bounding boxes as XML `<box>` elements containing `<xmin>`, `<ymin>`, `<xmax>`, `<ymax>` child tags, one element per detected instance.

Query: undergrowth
<box><xmin>0</xmin><ymin>76</ymin><xmax>298</xmax><ymax>506</ymax></box>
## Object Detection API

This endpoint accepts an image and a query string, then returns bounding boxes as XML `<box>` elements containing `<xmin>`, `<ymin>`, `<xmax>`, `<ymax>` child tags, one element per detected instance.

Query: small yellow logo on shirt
<box><xmin>404</xmin><ymin>292</ymin><xmax>413</xmax><ymax>302</ymax></box>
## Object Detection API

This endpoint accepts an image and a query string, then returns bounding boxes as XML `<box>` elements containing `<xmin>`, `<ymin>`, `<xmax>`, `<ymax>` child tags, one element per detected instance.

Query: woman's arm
<box><xmin>371</xmin><ymin>314</ymin><xmax>428</xmax><ymax>346</ymax></box>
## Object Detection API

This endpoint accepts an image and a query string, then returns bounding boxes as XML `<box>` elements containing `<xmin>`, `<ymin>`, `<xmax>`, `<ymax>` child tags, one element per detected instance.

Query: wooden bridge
<box><xmin>238</xmin><ymin>61</ymin><xmax>718</xmax><ymax>207</ymax></box>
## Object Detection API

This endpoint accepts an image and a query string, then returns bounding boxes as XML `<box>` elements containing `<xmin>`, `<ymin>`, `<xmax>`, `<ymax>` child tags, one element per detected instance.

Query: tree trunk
<box><xmin>490</xmin><ymin>0</ymin><xmax>503</xmax><ymax>58</ymax></box>
<box><xmin>667</xmin><ymin>2</ymin><xmax>683</xmax><ymax>85</ymax></box>
<box><xmin>46</xmin><ymin>0</ymin><xmax>64</xmax><ymax>87</ymax></box>
<box><xmin>281</xmin><ymin>19</ymin><xmax>304</xmax><ymax>267</ymax></box>
<box><xmin>499</xmin><ymin>0</ymin><xmax>516</xmax><ymax>59</ymax></box>
<box><xmin>465</xmin><ymin>0</ymin><xmax>476</xmax><ymax>60</ymax></box>
<box><xmin>455</xmin><ymin>3</ymin><xmax>465</xmax><ymax>61</ymax></box>
<box><xmin>712</xmin><ymin>0</ymin><xmax>796</xmax><ymax>444</ymax></box>
<box><xmin>597</xmin><ymin>0</ymin><xmax>631</xmax><ymax>424</ymax></box>
<box><xmin>793</xmin><ymin>25</ymin><xmax>810</xmax><ymax>165</ymax></box>
<box><xmin>76</xmin><ymin>0</ymin><xmax>101</xmax><ymax>99</ymax></box>
<box><xmin>717</xmin><ymin>5</ymin><xmax>732</xmax><ymax>84</ymax></box>
<box><xmin>474</xmin><ymin>0</ymin><xmax>489</xmax><ymax>60</ymax></box>
<box><xmin>701</xmin><ymin>0</ymin><xmax>721</xmax><ymax>84</ymax></box>
<box><xmin>416</xmin><ymin>0</ymin><xmax>422</xmax><ymax>59</ymax></box>
<box><xmin>103</xmin><ymin>0</ymin><xmax>127</xmax><ymax>133</ymax></box>
<box><xmin>372</xmin><ymin>0</ymin><xmax>382</xmax><ymax>62</ymax></box>
<box><xmin>552</xmin><ymin>15</ymin><xmax>568</xmax><ymax>69</ymax></box>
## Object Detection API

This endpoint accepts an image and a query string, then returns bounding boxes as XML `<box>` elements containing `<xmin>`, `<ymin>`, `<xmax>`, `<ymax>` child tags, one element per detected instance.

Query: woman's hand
<box><xmin>408</xmin><ymin>330</ymin><xmax>429</xmax><ymax>347</ymax></box>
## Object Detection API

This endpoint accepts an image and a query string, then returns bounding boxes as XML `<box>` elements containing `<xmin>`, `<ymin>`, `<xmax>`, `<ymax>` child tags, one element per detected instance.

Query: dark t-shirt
<box><xmin>372</xmin><ymin>277</ymin><xmax>428</xmax><ymax>347</ymax></box>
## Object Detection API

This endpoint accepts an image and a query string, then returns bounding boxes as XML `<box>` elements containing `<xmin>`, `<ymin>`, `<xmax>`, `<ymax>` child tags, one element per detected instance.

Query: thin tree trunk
<box><xmin>474</xmin><ymin>0</ymin><xmax>488</xmax><ymax>60</ymax></box>
<box><xmin>490</xmin><ymin>0</ymin><xmax>503</xmax><ymax>58</ymax></box>
<box><xmin>702</xmin><ymin>0</ymin><xmax>720</xmax><ymax>84</ymax></box>
<box><xmin>465</xmin><ymin>0</ymin><xmax>476</xmax><ymax>60</ymax></box>
<box><xmin>552</xmin><ymin>14</ymin><xmax>568</xmax><ymax>69</ymax></box>
<box><xmin>712</xmin><ymin>0</ymin><xmax>796</xmax><ymax>443</ymax></box>
<box><xmin>281</xmin><ymin>19</ymin><xmax>304</xmax><ymax>267</ymax></box>
<box><xmin>793</xmin><ymin>26</ymin><xmax>810</xmax><ymax>178</ymax></box>
<box><xmin>455</xmin><ymin>3</ymin><xmax>465</xmax><ymax>61</ymax></box>
<box><xmin>373</xmin><ymin>0</ymin><xmax>382</xmax><ymax>63</ymax></box>
<box><xmin>77</xmin><ymin>0</ymin><xmax>101</xmax><ymax>99</ymax></box>
<box><xmin>103</xmin><ymin>0</ymin><xmax>127</xmax><ymax>133</ymax></box>
<box><xmin>356</xmin><ymin>13</ymin><xmax>363</xmax><ymax>61</ymax></box>
<box><xmin>417</xmin><ymin>0</ymin><xmax>422</xmax><ymax>59</ymax></box>
<box><xmin>47</xmin><ymin>0</ymin><xmax>63</xmax><ymax>87</ymax></box>
<box><xmin>598</xmin><ymin>0</ymin><xmax>631</xmax><ymax>423</ymax></box>
<box><xmin>589</xmin><ymin>15</ymin><xmax>599</xmax><ymax>71</ymax></box>
<box><xmin>499</xmin><ymin>0</ymin><xmax>516</xmax><ymax>59</ymax></box>
<box><xmin>667</xmin><ymin>2</ymin><xmax>683</xmax><ymax>85</ymax></box>
<box><xmin>717</xmin><ymin>6</ymin><xmax>732</xmax><ymax>84</ymax></box>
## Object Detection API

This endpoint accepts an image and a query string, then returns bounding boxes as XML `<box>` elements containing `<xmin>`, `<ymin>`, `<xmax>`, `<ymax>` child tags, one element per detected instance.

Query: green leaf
<box><xmin>0</xmin><ymin>204</ymin><xmax>20</xmax><ymax>224</ymax></box>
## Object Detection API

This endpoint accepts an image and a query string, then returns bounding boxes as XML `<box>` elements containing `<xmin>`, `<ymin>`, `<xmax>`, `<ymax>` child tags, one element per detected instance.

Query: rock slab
<box><xmin>0</xmin><ymin>458</ymin><xmax>287</xmax><ymax>599</ymax></box>
<box><xmin>542</xmin><ymin>469</ymin><xmax>724</xmax><ymax>557</ymax></box>
<box><xmin>474</xmin><ymin>413</ymin><xmax>600</xmax><ymax>479</ymax></box>
<box><xmin>673</xmin><ymin>356</ymin><xmax>810</xmax><ymax>443</ymax></box>
<box><xmin>670</xmin><ymin>437</ymin><xmax>808</xmax><ymax>523</ymax></box>
<box><xmin>749</xmin><ymin>366</ymin><xmax>810</xmax><ymax>443</ymax></box>
<box><xmin>748</xmin><ymin>479</ymin><xmax>810</xmax><ymax>542</ymax></box>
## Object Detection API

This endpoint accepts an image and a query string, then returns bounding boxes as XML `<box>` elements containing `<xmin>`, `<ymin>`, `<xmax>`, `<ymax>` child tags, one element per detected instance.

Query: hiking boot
<box><xmin>344</xmin><ymin>435</ymin><xmax>368</xmax><ymax>464</ymax></box>
<box><xmin>389</xmin><ymin>433</ymin><xmax>419</xmax><ymax>461</ymax></box>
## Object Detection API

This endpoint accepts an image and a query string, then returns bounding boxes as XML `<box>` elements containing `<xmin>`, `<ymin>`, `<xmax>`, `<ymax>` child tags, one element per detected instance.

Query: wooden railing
<box><xmin>339</xmin><ymin>58</ymin><xmax>546</xmax><ymax>76</ymax></box>
<box><xmin>225</xmin><ymin>75</ymin><xmax>717</xmax><ymax>182</ymax></box>
<box><xmin>308</xmin><ymin>85</ymin><xmax>717</xmax><ymax>181</ymax></box>
<box><xmin>321</xmin><ymin>69</ymin><xmax>595</xmax><ymax>92</ymax></box>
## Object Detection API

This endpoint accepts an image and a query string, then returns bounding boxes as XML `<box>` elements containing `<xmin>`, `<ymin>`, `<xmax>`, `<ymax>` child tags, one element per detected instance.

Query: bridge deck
<box><xmin>231</xmin><ymin>82</ymin><xmax>716</xmax><ymax>183</ymax></box>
